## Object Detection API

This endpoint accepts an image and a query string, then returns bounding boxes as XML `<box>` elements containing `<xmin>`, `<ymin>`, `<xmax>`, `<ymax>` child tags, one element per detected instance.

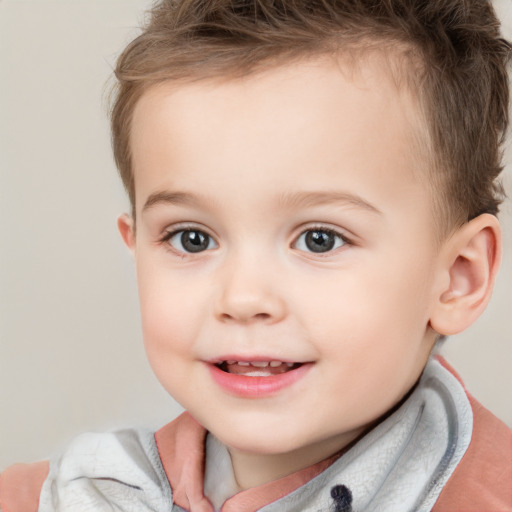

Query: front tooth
<box><xmin>269</xmin><ymin>361</ymin><xmax>282</xmax><ymax>367</ymax></box>
<box><xmin>238</xmin><ymin>361</ymin><xmax>250</xmax><ymax>366</ymax></box>
<box><xmin>226</xmin><ymin>360</ymin><xmax>236</xmax><ymax>365</ymax></box>
<box><xmin>245</xmin><ymin>370</ymin><xmax>272</xmax><ymax>377</ymax></box>
<box><xmin>251</xmin><ymin>361</ymin><xmax>269</xmax><ymax>367</ymax></box>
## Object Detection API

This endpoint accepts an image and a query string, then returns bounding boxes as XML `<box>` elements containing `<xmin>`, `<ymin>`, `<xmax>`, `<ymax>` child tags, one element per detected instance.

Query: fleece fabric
<box><xmin>1</xmin><ymin>357</ymin><xmax>511</xmax><ymax>512</ymax></box>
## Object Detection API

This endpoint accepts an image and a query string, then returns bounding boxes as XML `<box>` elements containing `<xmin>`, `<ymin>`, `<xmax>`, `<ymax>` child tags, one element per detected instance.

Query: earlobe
<box><xmin>117</xmin><ymin>213</ymin><xmax>136</xmax><ymax>254</ymax></box>
<box><xmin>429</xmin><ymin>214</ymin><xmax>502</xmax><ymax>336</ymax></box>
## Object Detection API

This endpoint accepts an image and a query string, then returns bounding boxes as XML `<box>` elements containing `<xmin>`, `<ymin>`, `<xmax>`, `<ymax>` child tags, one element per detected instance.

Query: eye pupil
<box><xmin>305</xmin><ymin>230</ymin><xmax>335</xmax><ymax>253</ymax></box>
<box><xmin>181</xmin><ymin>231</ymin><xmax>209</xmax><ymax>252</ymax></box>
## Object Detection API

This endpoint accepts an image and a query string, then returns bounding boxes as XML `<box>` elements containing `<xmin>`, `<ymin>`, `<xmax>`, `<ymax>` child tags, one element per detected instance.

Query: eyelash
<box><xmin>293</xmin><ymin>226</ymin><xmax>351</xmax><ymax>255</ymax></box>
<box><xmin>159</xmin><ymin>226</ymin><xmax>218</xmax><ymax>256</ymax></box>
<box><xmin>158</xmin><ymin>225</ymin><xmax>352</xmax><ymax>256</ymax></box>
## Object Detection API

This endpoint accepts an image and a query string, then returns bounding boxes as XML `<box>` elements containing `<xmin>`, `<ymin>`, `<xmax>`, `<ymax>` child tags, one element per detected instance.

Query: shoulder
<box><xmin>0</xmin><ymin>461</ymin><xmax>49</xmax><ymax>512</ymax></box>
<box><xmin>1</xmin><ymin>429</ymin><xmax>174</xmax><ymax>512</ymax></box>
<box><xmin>433</xmin><ymin>358</ymin><xmax>512</xmax><ymax>512</ymax></box>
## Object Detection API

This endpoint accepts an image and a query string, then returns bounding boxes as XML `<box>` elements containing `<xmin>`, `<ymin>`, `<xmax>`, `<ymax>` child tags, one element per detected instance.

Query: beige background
<box><xmin>1</xmin><ymin>0</ymin><xmax>511</xmax><ymax>470</ymax></box>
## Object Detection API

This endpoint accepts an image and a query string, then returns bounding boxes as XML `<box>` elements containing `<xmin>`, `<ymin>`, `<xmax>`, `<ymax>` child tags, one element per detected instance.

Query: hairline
<box><xmin>119</xmin><ymin>41</ymin><xmax>459</xmax><ymax>243</ymax></box>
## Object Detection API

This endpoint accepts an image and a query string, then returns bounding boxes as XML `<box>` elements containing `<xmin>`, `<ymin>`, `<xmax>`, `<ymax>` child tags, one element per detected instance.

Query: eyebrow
<box><xmin>142</xmin><ymin>190</ymin><xmax>215</xmax><ymax>213</ymax></box>
<box><xmin>142</xmin><ymin>189</ymin><xmax>382</xmax><ymax>215</ymax></box>
<box><xmin>276</xmin><ymin>191</ymin><xmax>382</xmax><ymax>215</ymax></box>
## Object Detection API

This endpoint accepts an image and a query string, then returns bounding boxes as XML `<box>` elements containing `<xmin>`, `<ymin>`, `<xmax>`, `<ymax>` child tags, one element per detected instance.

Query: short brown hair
<box><xmin>111</xmin><ymin>0</ymin><xmax>510</xmax><ymax>229</ymax></box>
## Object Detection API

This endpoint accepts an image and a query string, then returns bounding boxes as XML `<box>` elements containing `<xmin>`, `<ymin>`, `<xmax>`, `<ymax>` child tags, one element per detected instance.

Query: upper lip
<box><xmin>206</xmin><ymin>355</ymin><xmax>309</xmax><ymax>364</ymax></box>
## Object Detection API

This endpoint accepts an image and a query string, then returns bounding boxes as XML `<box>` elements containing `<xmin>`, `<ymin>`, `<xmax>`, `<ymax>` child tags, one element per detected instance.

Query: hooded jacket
<box><xmin>1</xmin><ymin>357</ymin><xmax>511</xmax><ymax>512</ymax></box>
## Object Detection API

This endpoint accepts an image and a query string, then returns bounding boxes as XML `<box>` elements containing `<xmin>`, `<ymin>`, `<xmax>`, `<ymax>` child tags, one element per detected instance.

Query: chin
<box><xmin>203</xmin><ymin>419</ymin><xmax>301</xmax><ymax>455</ymax></box>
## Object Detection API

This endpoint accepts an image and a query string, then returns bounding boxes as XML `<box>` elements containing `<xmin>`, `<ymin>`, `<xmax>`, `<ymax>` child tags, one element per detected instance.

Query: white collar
<box><xmin>202</xmin><ymin>358</ymin><xmax>473</xmax><ymax>512</ymax></box>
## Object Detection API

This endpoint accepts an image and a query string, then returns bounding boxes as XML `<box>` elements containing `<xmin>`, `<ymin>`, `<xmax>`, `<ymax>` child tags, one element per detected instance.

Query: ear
<box><xmin>117</xmin><ymin>213</ymin><xmax>136</xmax><ymax>254</ymax></box>
<box><xmin>429</xmin><ymin>214</ymin><xmax>502</xmax><ymax>336</ymax></box>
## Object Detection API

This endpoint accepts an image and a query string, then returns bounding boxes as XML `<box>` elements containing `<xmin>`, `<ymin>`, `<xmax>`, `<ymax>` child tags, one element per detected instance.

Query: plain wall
<box><xmin>1</xmin><ymin>0</ymin><xmax>511</xmax><ymax>470</ymax></box>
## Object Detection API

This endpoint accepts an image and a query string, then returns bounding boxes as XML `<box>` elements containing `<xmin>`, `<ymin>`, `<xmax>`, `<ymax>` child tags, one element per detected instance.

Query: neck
<box><xmin>228</xmin><ymin>430</ymin><xmax>362</xmax><ymax>490</ymax></box>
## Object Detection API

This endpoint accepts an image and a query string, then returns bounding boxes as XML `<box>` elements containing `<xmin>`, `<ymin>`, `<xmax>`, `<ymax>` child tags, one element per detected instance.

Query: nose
<box><xmin>214</xmin><ymin>255</ymin><xmax>287</xmax><ymax>324</ymax></box>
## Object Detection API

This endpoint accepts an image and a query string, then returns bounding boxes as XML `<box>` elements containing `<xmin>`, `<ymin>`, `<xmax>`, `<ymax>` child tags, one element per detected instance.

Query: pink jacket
<box><xmin>1</xmin><ymin>358</ymin><xmax>510</xmax><ymax>512</ymax></box>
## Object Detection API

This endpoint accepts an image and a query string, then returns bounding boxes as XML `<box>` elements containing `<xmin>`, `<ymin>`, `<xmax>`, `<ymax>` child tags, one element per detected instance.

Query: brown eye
<box><xmin>167</xmin><ymin>229</ymin><xmax>217</xmax><ymax>253</ymax></box>
<box><xmin>295</xmin><ymin>229</ymin><xmax>346</xmax><ymax>254</ymax></box>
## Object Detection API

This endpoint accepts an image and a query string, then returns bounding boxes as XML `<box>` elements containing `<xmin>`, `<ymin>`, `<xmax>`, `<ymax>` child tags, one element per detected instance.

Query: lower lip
<box><xmin>207</xmin><ymin>363</ymin><xmax>312</xmax><ymax>398</ymax></box>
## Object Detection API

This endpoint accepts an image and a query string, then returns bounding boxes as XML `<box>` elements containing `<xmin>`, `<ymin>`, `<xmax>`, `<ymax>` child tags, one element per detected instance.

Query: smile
<box><xmin>208</xmin><ymin>360</ymin><xmax>311</xmax><ymax>397</ymax></box>
<box><xmin>216</xmin><ymin>360</ymin><xmax>302</xmax><ymax>376</ymax></box>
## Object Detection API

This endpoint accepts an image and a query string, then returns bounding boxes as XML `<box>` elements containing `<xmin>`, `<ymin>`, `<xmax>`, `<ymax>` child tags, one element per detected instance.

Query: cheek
<box><xmin>136</xmin><ymin>268</ymin><xmax>206</xmax><ymax>402</ymax></box>
<box><xmin>136</xmin><ymin>258</ymin><xmax>201</xmax><ymax>361</ymax></box>
<box><xmin>304</xmin><ymin>256</ymin><xmax>433</xmax><ymax>370</ymax></box>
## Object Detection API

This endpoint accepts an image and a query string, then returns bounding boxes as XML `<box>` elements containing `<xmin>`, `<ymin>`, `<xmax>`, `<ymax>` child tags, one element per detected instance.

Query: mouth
<box><xmin>208</xmin><ymin>359</ymin><xmax>311</xmax><ymax>397</ymax></box>
<box><xmin>215</xmin><ymin>360</ymin><xmax>303</xmax><ymax>377</ymax></box>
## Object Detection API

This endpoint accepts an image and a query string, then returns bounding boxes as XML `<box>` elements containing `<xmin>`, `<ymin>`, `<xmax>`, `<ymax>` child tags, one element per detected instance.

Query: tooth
<box><xmin>226</xmin><ymin>360</ymin><xmax>236</xmax><ymax>365</ymax></box>
<box><xmin>245</xmin><ymin>370</ymin><xmax>272</xmax><ymax>377</ymax></box>
<box><xmin>269</xmin><ymin>361</ymin><xmax>282</xmax><ymax>367</ymax></box>
<box><xmin>286</xmin><ymin>362</ymin><xmax>294</xmax><ymax>367</ymax></box>
<box><xmin>251</xmin><ymin>361</ymin><xmax>269</xmax><ymax>367</ymax></box>
<box><xmin>238</xmin><ymin>361</ymin><xmax>250</xmax><ymax>366</ymax></box>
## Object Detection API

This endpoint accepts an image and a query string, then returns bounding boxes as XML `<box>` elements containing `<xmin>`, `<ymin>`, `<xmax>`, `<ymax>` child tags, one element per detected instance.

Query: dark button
<box><xmin>330</xmin><ymin>484</ymin><xmax>353</xmax><ymax>512</ymax></box>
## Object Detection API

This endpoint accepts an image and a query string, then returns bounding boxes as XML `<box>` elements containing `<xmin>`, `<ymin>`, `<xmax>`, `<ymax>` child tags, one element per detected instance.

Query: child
<box><xmin>1</xmin><ymin>0</ymin><xmax>511</xmax><ymax>510</ymax></box>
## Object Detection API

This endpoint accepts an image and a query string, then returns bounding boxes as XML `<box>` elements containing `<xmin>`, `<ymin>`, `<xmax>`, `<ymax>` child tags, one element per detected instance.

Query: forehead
<box><xmin>130</xmin><ymin>56</ymin><xmax>429</xmax><ymax>219</ymax></box>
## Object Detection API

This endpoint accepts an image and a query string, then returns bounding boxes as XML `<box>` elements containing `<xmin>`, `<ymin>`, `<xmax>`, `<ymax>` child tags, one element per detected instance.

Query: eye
<box><xmin>165</xmin><ymin>229</ymin><xmax>218</xmax><ymax>254</ymax></box>
<box><xmin>294</xmin><ymin>228</ymin><xmax>347</xmax><ymax>254</ymax></box>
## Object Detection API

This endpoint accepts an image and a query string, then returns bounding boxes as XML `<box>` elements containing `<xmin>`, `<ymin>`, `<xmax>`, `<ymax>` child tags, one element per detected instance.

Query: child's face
<box><xmin>124</xmin><ymin>57</ymin><xmax>441</xmax><ymax>470</ymax></box>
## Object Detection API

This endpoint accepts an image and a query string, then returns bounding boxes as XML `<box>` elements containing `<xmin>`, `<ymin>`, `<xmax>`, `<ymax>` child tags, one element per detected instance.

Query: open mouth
<box><xmin>208</xmin><ymin>359</ymin><xmax>311</xmax><ymax>396</ymax></box>
<box><xmin>215</xmin><ymin>360</ymin><xmax>303</xmax><ymax>377</ymax></box>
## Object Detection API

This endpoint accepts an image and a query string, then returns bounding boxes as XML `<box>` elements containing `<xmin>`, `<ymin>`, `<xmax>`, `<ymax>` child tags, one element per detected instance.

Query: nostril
<box><xmin>330</xmin><ymin>484</ymin><xmax>353</xmax><ymax>512</ymax></box>
<box><xmin>254</xmin><ymin>312</ymin><xmax>271</xmax><ymax>319</ymax></box>
<box><xmin>220</xmin><ymin>311</ymin><xmax>272</xmax><ymax>322</ymax></box>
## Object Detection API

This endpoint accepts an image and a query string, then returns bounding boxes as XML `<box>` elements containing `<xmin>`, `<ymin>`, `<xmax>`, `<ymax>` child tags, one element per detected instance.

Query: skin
<box><xmin>118</xmin><ymin>56</ymin><xmax>501</xmax><ymax>491</ymax></box>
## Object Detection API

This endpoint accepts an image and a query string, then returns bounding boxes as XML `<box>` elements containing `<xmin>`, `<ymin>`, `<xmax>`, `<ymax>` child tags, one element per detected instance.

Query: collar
<box><xmin>155</xmin><ymin>357</ymin><xmax>473</xmax><ymax>512</ymax></box>
<box><xmin>155</xmin><ymin>414</ymin><xmax>340</xmax><ymax>512</ymax></box>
